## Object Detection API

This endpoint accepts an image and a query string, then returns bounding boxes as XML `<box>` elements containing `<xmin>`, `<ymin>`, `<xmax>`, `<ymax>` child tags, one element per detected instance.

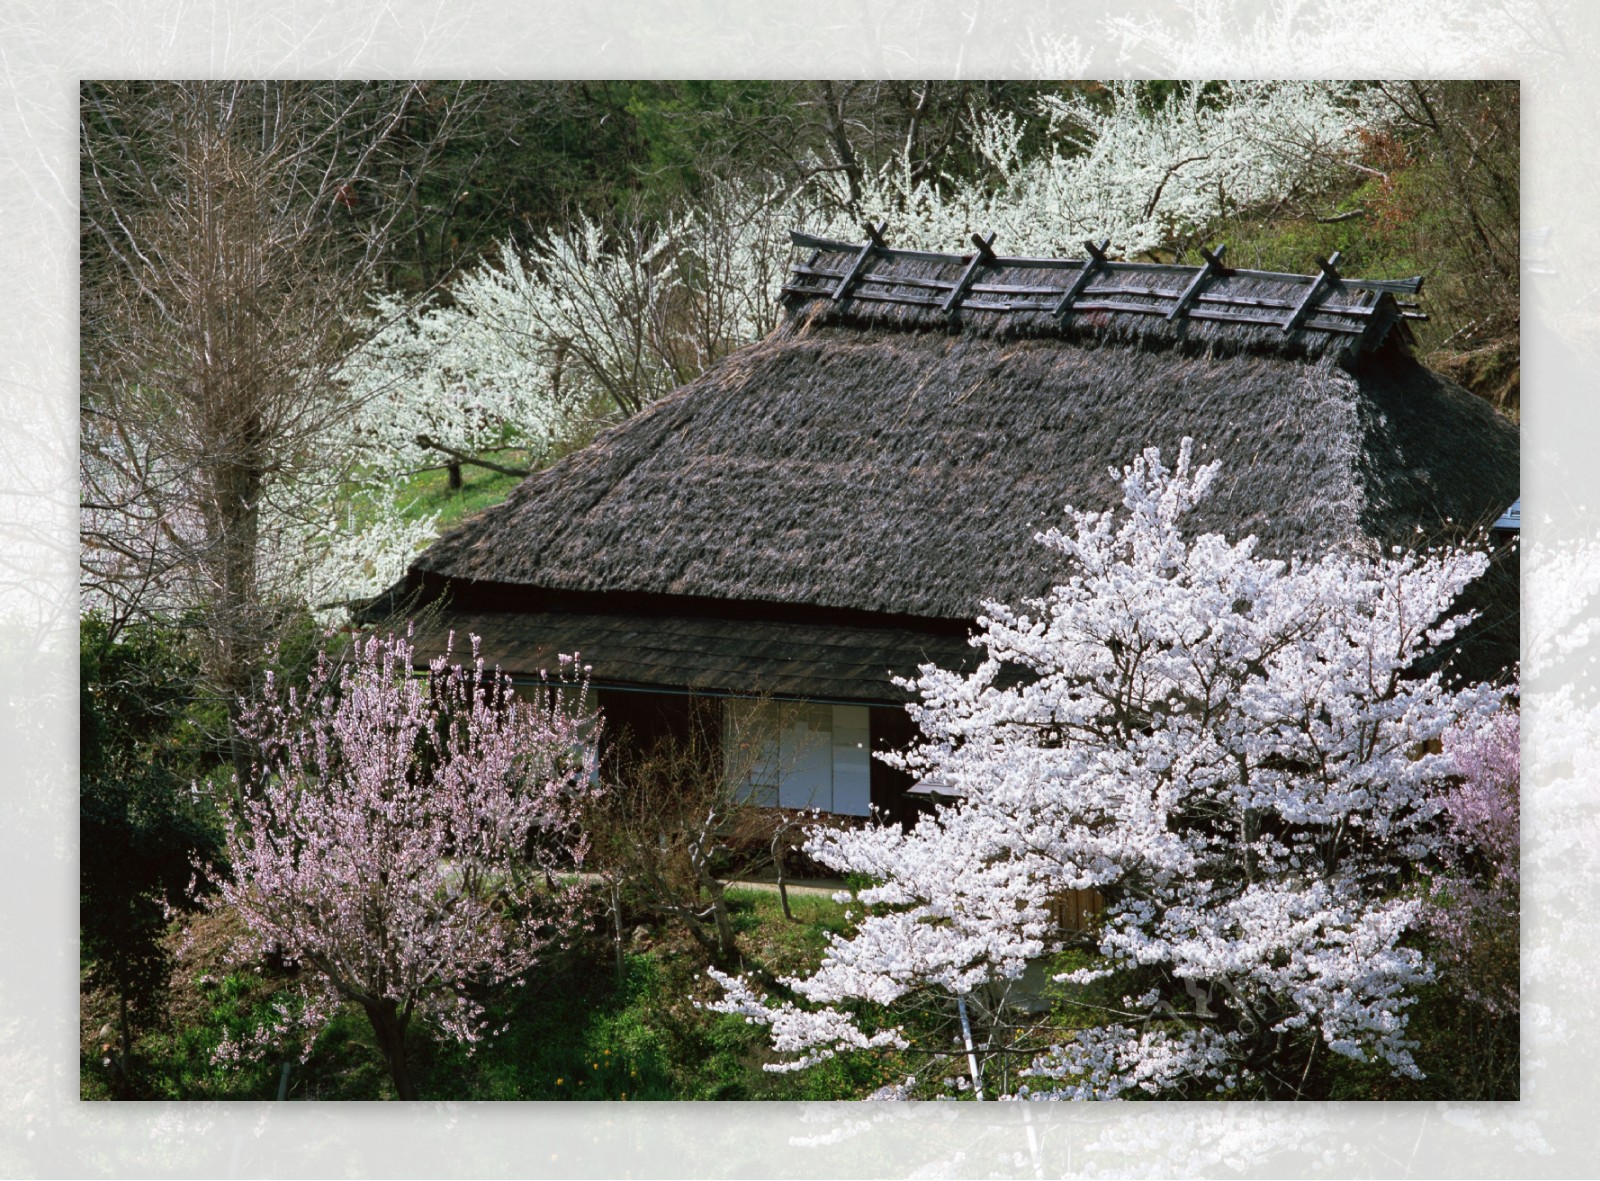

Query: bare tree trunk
<box><xmin>820</xmin><ymin>81</ymin><xmax>863</xmax><ymax>211</ymax></box>
<box><xmin>696</xmin><ymin>865</ymin><xmax>739</xmax><ymax>964</ymax></box>
<box><xmin>772</xmin><ymin>827</ymin><xmax>795</xmax><ymax>922</ymax></box>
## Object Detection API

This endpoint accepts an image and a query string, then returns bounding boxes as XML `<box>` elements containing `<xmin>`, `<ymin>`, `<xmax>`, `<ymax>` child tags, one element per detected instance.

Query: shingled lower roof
<box><xmin>409</xmin><ymin>317</ymin><xmax>1518</xmax><ymax>625</ymax></box>
<box><xmin>408</xmin><ymin>609</ymin><xmax>979</xmax><ymax>703</ymax></box>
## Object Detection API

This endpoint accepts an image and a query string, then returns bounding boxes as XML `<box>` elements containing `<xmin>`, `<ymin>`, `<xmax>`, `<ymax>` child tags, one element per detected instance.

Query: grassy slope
<box><xmin>397</xmin><ymin>458</ymin><xmax>530</xmax><ymax>535</ymax></box>
<box><xmin>1212</xmin><ymin>160</ymin><xmax>1520</xmax><ymax>419</ymax></box>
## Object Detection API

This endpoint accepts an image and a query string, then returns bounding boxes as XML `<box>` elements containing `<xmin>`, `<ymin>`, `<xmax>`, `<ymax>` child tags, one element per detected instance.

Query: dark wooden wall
<box><xmin>594</xmin><ymin>688</ymin><xmax>722</xmax><ymax>778</ymax></box>
<box><xmin>869</xmin><ymin>704</ymin><xmax>917</xmax><ymax>829</ymax></box>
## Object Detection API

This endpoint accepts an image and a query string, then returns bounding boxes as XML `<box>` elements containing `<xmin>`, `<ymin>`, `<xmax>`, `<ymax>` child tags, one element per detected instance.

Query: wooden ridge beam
<box><xmin>779</xmin><ymin>283</ymin><xmax>1371</xmax><ymax>332</ymax></box>
<box><xmin>787</xmin><ymin>228</ymin><xmax>1424</xmax><ymax>292</ymax></box>
<box><xmin>1052</xmin><ymin>239</ymin><xmax>1110</xmax><ymax>320</ymax></box>
<box><xmin>1167</xmin><ymin>244</ymin><xmax>1232</xmax><ymax>322</ymax></box>
<box><xmin>941</xmin><ymin>231</ymin><xmax>997</xmax><ymax>314</ymax></box>
<box><xmin>789</xmin><ymin>264</ymin><xmax>1399</xmax><ymax>322</ymax></box>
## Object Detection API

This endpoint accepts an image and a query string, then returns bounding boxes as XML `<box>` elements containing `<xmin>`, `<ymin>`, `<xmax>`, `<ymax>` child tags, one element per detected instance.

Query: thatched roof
<box><xmin>401</xmin><ymin>233</ymin><xmax>1517</xmax><ymax>694</ymax></box>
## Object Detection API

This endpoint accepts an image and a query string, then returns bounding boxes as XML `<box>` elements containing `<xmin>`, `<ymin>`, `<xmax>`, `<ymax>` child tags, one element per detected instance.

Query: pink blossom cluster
<box><xmin>1427</xmin><ymin>707</ymin><xmax>1519</xmax><ymax>1016</ymax></box>
<box><xmin>207</xmin><ymin>630</ymin><xmax>598</xmax><ymax>1061</ymax></box>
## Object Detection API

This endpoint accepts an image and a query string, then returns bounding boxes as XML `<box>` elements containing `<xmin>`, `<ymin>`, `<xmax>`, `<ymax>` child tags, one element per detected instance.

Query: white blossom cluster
<box><xmin>339</xmin><ymin>239</ymin><xmax>587</xmax><ymax>477</ymax></box>
<box><xmin>707</xmin><ymin>440</ymin><xmax>1505</xmax><ymax>1099</ymax></box>
<box><xmin>258</xmin><ymin>479</ymin><xmax>439</xmax><ymax>620</ymax></box>
<box><xmin>1018</xmin><ymin>1024</ymin><xmax>1244</xmax><ymax>1100</ymax></box>
<box><xmin>341</xmin><ymin>183</ymin><xmax>813</xmax><ymax>479</ymax></box>
<box><xmin>813</xmin><ymin>81</ymin><xmax>1393</xmax><ymax>258</ymax></box>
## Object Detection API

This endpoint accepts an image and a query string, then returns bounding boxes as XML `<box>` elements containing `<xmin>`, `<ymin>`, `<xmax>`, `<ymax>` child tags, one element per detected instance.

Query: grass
<box><xmin>395</xmin><ymin>455</ymin><xmax>532</xmax><ymax>533</ymax></box>
<box><xmin>388</xmin><ymin>400</ymin><xmax>619</xmax><ymax>538</ymax></box>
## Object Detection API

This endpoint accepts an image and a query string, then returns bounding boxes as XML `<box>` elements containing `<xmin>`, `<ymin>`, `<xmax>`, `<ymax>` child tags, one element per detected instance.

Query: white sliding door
<box><xmin>724</xmin><ymin>700</ymin><xmax>873</xmax><ymax>816</ymax></box>
<box><xmin>830</xmin><ymin>706</ymin><xmax>871</xmax><ymax>816</ymax></box>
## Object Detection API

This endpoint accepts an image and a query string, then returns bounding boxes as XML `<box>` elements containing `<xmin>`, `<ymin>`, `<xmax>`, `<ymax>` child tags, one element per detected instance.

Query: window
<box><xmin>723</xmin><ymin>700</ymin><xmax>872</xmax><ymax>816</ymax></box>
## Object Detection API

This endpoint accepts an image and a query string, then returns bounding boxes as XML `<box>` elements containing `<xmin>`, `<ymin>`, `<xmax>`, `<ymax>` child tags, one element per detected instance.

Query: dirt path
<box><xmin>720</xmin><ymin>875</ymin><xmax>846</xmax><ymax>898</ymax></box>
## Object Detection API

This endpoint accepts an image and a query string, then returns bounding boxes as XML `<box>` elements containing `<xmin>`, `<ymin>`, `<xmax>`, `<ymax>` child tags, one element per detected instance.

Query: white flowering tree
<box><xmin>814</xmin><ymin>81</ymin><xmax>1393</xmax><ymax>258</ymax></box>
<box><xmin>708</xmin><ymin>440</ymin><xmax>1506</xmax><ymax>1100</ymax></box>
<box><xmin>340</xmin><ymin>247</ymin><xmax>577</xmax><ymax>486</ymax></box>
<box><xmin>342</xmin><ymin>181</ymin><xmax>813</xmax><ymax>486</ymax></box>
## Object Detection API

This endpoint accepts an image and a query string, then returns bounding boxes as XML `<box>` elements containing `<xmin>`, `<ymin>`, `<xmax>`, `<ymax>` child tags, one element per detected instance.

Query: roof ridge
<box><xmin>788</xmin><ymin>230</ymin><xmax>1426</xmax><ymax>295</ymax></box>
<box><xmin>784</xmin><ymin>229</ymin><xmax>1425</xmax><ymax>359</ymax></box>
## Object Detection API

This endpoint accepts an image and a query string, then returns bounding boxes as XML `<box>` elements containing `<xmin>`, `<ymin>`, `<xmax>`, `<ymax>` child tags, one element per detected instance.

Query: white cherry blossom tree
<box><xmin>341</xmin><ymin>180</ymin><xmax>813</xmax><ymax>484</ymax></box>
<box><xmin>708</xmin><ymin>440</ymin><xmax>1506</xmax><ymax>1100</ymax></box>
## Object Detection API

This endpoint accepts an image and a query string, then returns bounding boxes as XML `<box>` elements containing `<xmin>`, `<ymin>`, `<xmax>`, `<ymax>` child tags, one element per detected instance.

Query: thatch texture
<box><xmin>399</xmin><ymin>237</ymin><xmax>1517</xmax><ymax>694</ymax></box>
<box><xmin>411</xmin><ymin>325</ymin><xmax>1517</xmax><ymax>626</ymax></box>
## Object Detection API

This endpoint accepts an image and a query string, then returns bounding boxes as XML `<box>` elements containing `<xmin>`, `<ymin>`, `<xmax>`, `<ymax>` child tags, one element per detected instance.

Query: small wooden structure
<box><xmin>1047</xmin><ymin>889</ymin><xmax>1106</xmax><ymax>935</ymax></box>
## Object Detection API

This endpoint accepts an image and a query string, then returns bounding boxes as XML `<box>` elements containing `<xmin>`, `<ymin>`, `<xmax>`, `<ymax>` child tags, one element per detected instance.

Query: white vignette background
<box><xmin>3</xmin><ymin>2</ymin><xmax>1595</xmax><ymax>1176</ymax></box>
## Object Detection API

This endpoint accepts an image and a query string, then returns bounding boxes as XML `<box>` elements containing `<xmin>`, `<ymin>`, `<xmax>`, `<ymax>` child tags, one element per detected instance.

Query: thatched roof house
<box><xmin>395</xmin><ymin>231</ymin><xmax>1518</xmax><ymax>819</ymax></box>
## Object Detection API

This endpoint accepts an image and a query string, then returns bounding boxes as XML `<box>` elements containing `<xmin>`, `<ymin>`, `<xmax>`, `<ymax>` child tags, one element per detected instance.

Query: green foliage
<box><xmin>129</xmin><ymin>970</ymin><xmax>290</xmax><ymax>1101</ymax></box>
<box><xmin>1380</xmin><ymin>977</ymin><xmax>1518</xmax><ymax>1100</ymax></box>
<box><xmin>83</xmin><ymin>883</ymin><xmax>905</xmax><ymax>1101</ymax></box>
<box><xmin>423</xmin><ymin>892</ymin><xmax>855</xmax><ymax>1102</ymax></box>
<box><xmin>421</xmin><ymin>951</ymin><xmax>682</xmax><ymax>1101</ymax></box>
<box><xmin>79</xmin><ymin>617</ymin><xmax>224</xmax><ymax>1097</ymax></box>
<box><xmin>1211</xmin><ymin>80</ymin><xmax>1519</xmax><ymax>411</ymax></box>
<box><xmin>620</xmin><ymin>81</ymin><xmax>787</xmax><ymax>208</ymax></box>
<box><xmin>380</xmin><ymin>80</ymin><xmax>1083</xmax><ymax>292</ymax></box>
<box><xmin>111</xmin><ymin>961</ymin><xmax>390</xmax><ymax>1101</ymax></box>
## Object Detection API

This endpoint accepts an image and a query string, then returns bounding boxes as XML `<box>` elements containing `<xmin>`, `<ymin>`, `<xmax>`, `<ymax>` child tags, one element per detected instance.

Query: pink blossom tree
<box><xmin>1426</xmin><ymin>705</ymin><xmax>1519</xmax><ymax>1075</ymax></box>
<box><xmin>210</xmin><ymin>630</ymin><xmax>598</xmax><ymax>1099</ymax></box>
<box><xmin>709</xmin><ymin>440</ymin><xmax>1507</xmax><ymax>1100</ymax></box>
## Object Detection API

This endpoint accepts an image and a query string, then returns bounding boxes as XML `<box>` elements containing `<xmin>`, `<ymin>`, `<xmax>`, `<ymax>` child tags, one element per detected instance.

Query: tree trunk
<box><xmin>362</xmin><ymin>998</ymin><xmax>419</xmax><ymax>1100</ymax></box>
<box><xmin>698</xmin><ymin>871</ymin><xmax>739</xmax><ymax>964</ymax></box>
<box><xmin>772</xmin><ymin>828</ymin><xmax>795</xmax><ymax>922</ymax></box>
<box><xmin>447</xmin><ymin>460</ymin><xmax>463</xmax><ymax>489</ymax></box>
<box><xmin>113</xmin><ymin>988</ymin><xmax>134</xmax><ymax>1099</ymax></box>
